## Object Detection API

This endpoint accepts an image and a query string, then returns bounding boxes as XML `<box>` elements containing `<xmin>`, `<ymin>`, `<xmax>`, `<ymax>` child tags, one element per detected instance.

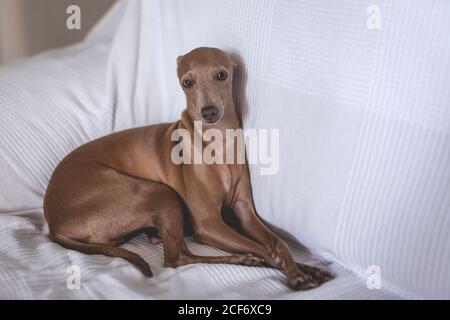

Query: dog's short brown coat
<box><xmin>44</xmin><ymin>47</ymin><xmax>332</xmax><ymax>289</ymax></box>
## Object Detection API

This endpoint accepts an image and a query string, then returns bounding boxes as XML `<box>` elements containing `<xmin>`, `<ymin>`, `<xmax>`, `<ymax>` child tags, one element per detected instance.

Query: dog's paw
<box><xmin>241</xmin><ymin>254</ymin><xmax>264</xmax><ymax>266</ymax></box>
<box><xmin>287</xmin><ymin>272</ymin><xmax>318</xmax><ymax>290</ymax></box>
<box><xmin>286</xmin><ymin>264</ymin><xmax>333</xmax><ymax>290</ymax></box>
<box><xmin>296</xmin><ymin>263</ymin><xmax>334</xmax><ymax>284</ymax></box>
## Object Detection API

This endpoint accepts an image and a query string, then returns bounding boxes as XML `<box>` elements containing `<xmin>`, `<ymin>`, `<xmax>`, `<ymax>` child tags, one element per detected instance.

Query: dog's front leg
<box><xmin>193</xmin><ymin>216</ymin><xmax>275</xmax><ymax>263</ymax></box>
<box><xmin>232</xmin><ymin>174</ymin><xmax>333</xmax><ymax>289</ymax></box>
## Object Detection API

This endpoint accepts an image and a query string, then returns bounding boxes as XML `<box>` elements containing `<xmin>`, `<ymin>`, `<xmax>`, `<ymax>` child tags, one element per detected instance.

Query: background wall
<box><xmin>0</xmin><ymin>0</ymin><xmax>116</xmax><ymax>64</ymax></box>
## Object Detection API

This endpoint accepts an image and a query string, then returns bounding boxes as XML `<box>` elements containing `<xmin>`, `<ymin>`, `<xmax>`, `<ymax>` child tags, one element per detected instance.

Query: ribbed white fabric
<box><xmin>0</xmin><ymin>11</ymin><xmax>393</xmax><ymax>299</ymax></box>
<box><xmin>0</xmin><ymin>42</ymin><xmax>113</xmax><ymax>212</ymax></box>
<box><xmin>106</xmin><ymin>0</ymin><xmax>450</xmax><ymax>299</ymax></box>
<box><xmin>333</xmin><ymin>2</ymin><xmax>450</xmax><ymax>299</ymax></box>
<box><xmin>0</xmin><ymin>0</ymin><xmax>448</xmax><ymax>299</ymax></box>
<box><xmin>0</xmin><ymin>210</ymin><xmax>402</xmax><ymax>299</ymax></box>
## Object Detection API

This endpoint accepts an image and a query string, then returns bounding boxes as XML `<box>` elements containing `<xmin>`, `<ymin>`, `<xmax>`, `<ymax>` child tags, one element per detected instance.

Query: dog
<box><xmin>44</xmin><ymin>47</ymin><xmax>332</xmax><ymax>290</ymax></box>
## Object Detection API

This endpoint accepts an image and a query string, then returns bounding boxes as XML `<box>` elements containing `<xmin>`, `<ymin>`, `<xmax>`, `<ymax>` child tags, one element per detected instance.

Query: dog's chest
<box><xmin>217</xmin><ymin>164</ymin><xmax>243</xmax><ymax>207</ymax></box>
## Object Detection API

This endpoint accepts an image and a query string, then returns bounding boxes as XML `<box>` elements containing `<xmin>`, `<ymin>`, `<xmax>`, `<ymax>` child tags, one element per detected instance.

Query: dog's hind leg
<box><xmin>152</xmin><ymin>197</ymin><xmax>263</xmax><ymax>268</ymax></box>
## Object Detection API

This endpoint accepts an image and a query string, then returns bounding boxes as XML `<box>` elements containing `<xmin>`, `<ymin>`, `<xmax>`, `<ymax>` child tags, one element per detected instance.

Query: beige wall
<box><xmin>0</xmin><ymin>0</ymin><xmax>116</xmax><ymax>64</ymax></box>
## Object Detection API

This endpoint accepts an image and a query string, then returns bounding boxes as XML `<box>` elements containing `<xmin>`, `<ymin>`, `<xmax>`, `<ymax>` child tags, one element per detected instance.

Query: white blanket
<box><xmin>0</xmin><ymin>210</ymin><xmax>402</xmax><ymax>299</ymax></box>
<box><xmin>0</xmin><ymin>0</ymin><xmax>448</xmax><ymax>299</ymax></box>
<box><xmin>106</xmin><ymin>0</ymin><xmax>450</xmax><ymax>299</ymax></box>
<box><xmin>0</xmin><ymin>12</ymin><xmax>401</xmax><ymax>300</ymax></box>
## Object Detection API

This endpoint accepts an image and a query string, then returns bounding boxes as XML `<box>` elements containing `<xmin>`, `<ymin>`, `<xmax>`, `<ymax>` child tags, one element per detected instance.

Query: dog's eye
<box><xmin>183</xmin><ymin>79</ymin><xmax>193</xmax><ymax>88</ymax></box>
<box><xmin>216</xmin><ymin>71</ymin><xmax>228</xmax><ymax>81</ymax></box>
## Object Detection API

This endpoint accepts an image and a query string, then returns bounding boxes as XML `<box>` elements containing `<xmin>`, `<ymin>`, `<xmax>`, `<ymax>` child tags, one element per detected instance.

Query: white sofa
<box><xmin>0</xmin><ymin>0</ymin><xmax>448</xmax><ymax>299</ymax></box>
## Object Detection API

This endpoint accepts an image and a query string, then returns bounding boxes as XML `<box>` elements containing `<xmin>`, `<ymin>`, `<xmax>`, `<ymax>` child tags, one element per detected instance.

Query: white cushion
<box><xmin>0</xmin><ymin>42</ymin><xmax>112</xmax><ymax>211</ymax></box>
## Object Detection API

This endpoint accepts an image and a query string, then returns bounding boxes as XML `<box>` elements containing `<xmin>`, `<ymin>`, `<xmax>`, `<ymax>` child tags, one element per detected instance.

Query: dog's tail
<box><xmin>49</xmin><ymin>233</ymin><xmax>153</xmax><ymax>277</ymax></box>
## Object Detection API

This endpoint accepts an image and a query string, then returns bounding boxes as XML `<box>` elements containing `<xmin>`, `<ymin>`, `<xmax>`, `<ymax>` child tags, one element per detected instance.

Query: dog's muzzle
<box><xmin>200</xmin><ymin>106</ymin><xmax>220</xmax><ymax>123</ymax></box>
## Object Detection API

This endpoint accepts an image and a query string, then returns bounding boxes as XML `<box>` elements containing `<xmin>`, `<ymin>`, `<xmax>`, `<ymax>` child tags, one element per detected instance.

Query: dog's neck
<box><xmin>178</xmin><ymin>104</ymin><xmax>244</xmax><ymax>167</ymax></box>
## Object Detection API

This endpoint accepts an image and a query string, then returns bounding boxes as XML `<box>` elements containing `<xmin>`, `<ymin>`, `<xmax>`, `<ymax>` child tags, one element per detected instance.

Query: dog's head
<box><xmin>177</xmin><ymin>47</ymin><xmax>237</xmax><ymax>125</ymax></box>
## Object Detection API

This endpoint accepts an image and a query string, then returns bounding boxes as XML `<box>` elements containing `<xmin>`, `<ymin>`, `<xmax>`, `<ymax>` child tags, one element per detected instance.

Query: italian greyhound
<box><xmin>44</xmin><ymin>47</ymin><xmax>333</xmax><ymax>290</ymax></box>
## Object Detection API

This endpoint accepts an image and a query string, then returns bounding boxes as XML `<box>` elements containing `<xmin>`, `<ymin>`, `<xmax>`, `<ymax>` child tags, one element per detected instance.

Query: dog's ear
<box><xmin>228</xmin><ymin>53</ymin><xmax>239</xmax><ymax>70</ymax></box>
<box><xmin>177</xmin><ymin>55</ymin><xmax>184</xmax><ymax>67</ymax></box>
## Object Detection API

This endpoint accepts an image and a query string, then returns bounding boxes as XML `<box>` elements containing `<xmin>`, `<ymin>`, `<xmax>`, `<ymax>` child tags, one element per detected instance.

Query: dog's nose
<box><xmin>200</xmin><ymin>106</ymin><xmax>220</xmax><ymax>123</ymax></box>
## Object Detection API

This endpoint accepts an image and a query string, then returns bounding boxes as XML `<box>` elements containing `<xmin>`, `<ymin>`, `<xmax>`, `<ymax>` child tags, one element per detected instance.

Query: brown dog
<box><xmin>44</xmin><ymin>47</ymin><xmax>332</xmax><ymax>290</ymax></box>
